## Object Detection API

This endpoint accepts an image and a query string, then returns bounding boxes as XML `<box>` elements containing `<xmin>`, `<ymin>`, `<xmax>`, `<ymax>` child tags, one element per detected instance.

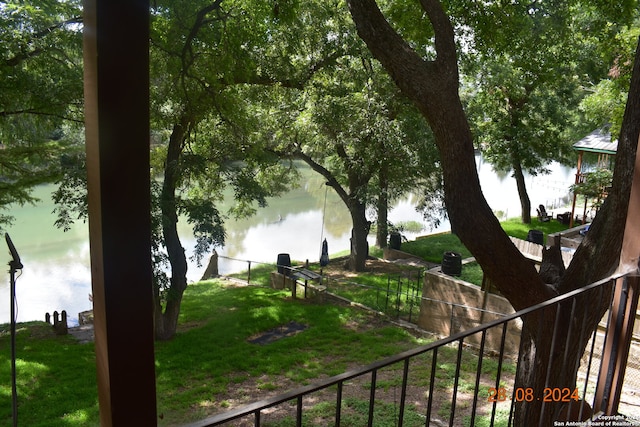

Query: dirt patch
<box><xmin>191</xmin><ymin>344</ymin><xmax>516</xmax><ymax>427</ymax></box>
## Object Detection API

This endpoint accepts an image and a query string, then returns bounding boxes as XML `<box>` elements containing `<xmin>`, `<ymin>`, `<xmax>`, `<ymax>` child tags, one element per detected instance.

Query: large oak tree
<box><xmin>269</xmin><ymin>53</ymin><xmax>440</xmax><ymax>271</ymax></box>
<box><xmin>345</xmin><ymin>0</ymin><xmax>640</xmax><ymax>423</ymax></box>
<box><xmin>461</xmin><ymin>2</ymin><xmax>631</xmax><ymax>223</ymax></box>
<box><xmin>149</xmin><ymin>0</ymin><xmax>352</xmax><ymax>339</ymax></box>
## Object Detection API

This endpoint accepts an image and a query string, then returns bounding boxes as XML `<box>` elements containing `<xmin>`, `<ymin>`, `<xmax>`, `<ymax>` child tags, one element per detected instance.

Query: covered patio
<box><xmin>570</xmin><ymin>128</ymin><xmax>618</xmax><ymax>227</ymax></box>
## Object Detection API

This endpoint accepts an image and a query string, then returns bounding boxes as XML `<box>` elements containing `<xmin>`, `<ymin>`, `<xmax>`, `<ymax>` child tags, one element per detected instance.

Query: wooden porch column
<box><xmin>593</xmin><ymin>126</ymin><xmax>640</xmax><ymax>414</ymax></box>
<box><xmin>83</xmin><ymin>0</ymin><xmax>157</xmax><ymax>425</ymax></box>
<box><xmin>593</xmin><ymin>276</ymin><xmax>639</xmax><ymax>415</ymax></box>
<box><xmin>569</xmin><ymin>151</ymin><xmax>583</xmax><ymax>228</ymax></box>
<box><xmin>619</xmin><ymin>133</ymin><xmax>640</xmax><ymax>272</ymax></box>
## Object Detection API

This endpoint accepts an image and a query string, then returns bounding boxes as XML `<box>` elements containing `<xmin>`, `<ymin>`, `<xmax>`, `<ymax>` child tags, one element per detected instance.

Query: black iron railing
<box><xmin>184</xmin><ymin>273</ymin><xmax>639</xmax><ymax>427</ymax></box>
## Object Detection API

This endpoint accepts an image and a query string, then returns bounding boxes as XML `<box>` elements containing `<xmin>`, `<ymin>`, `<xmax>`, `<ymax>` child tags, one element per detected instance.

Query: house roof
<box><xmin>573</xmin><ymin>128</ymin><xmax>618</xmax><ymax>155</ymax></box>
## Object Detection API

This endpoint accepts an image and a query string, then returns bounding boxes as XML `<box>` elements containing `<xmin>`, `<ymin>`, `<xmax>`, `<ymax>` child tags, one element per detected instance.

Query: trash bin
<box><xmin>526</xmin><ymin>229</ymin><xmax>544</xmax><ymax>245</ymax></box>
<box><xmin>442</xmin><ymin>251</ymin><xmax>462</xmax><ymax>276</ymax></box>
<box><xmin>277</xmin><ymin>253</ymin><xmax>291</xmax><ymax>276</ymax></box>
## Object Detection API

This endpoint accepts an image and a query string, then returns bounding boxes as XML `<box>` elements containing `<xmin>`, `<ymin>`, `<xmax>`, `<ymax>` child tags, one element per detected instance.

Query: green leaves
<box><xmin>461</xmin><ymin>0</ymin><xmax>637</xmax><ymax>188</ymax></box>
<box><xmin>0</xmin><ymin>0</ymin><xmax>83</xmax><ymax>226</ymax></box>
<box><xmin>570</xmin><ymin>167</ymin><xmax>613</xmax><ymax>211</ymax></box>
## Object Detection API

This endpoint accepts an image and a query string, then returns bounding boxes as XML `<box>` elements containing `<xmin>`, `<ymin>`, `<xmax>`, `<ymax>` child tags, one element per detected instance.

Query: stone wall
<box><xmin>418</xmin><ymin>268</ymin><xmax>522</xmax><ymax>355</ymax></box>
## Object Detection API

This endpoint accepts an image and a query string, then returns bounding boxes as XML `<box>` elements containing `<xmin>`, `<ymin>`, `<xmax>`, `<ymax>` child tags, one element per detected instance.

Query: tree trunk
<box><xmin>513</xmin><ymin>157</ymin><xmax>532</xmax><ymax>223</ymax></box>
<box><xmin>376</xmin><ymin>165</ymin><xmax>389</xmax><ymax>248</ymax></box>
<box><xmin>293</xmin><ymin>147</ymin><xmax>372</xmax><ymax>272</ymax></box>
<box><xmin>345</xmin><ymin>0</ymin><xmax>640</xmax><ymax>423</ymax></box>
<box><xmin>156</xmin><ymin>117</ymin><xmax>190</xmax><ymax>340</ymax></box>
<box><xmin>349</xmin><ymin>199</ymin><xmax>369</xmax><ymax>271</ymax></box>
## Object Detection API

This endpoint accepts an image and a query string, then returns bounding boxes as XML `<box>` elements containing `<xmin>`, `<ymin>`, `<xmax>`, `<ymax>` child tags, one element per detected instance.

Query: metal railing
<box><xmin>326</xmin><ymin>270</ymin><xmax>424</xmax><ymax>321</ymax></box>
<box><xmin>184</xmin><ymin>273</ymin><xmax>640</xmax><ymax>427</ymax></box>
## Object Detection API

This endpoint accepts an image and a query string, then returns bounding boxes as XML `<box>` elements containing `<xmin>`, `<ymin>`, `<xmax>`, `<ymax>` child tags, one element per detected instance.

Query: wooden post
<box><xmin>83</xmin><ymin>0</ymin><xmax>157</xmax><ymax>424</ymax></box>
<box><xmin>570</xmin><ymin>151</ymin><xmax>583</xmax><ymax>228</ymax></box>
<box><xmin>619</xmin><ymin>133</ymin><xmax>640</xmax><ymax>272</ymax></box>
<box><xmin>593</xmin><ymin>276</ymin><xmax>639</xmax><ymax>414</ymax></box>
<box><xmin>594</xmin><ymin>129</ymin><xmax>640</xmax><ymax>414</ymax></box>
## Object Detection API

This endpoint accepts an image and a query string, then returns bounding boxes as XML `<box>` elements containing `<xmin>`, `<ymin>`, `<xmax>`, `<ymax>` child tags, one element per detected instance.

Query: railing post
<box><xmin>450</xmin><ymin>303</ymin><xmax>455</xmax><ymax>335</ymax></box>
<box><xmin>247</xmin><ymin>261</ymin><xmax>251</xmax><ymax>284</ymax></box>
<box><xmin>291</xmin><ymin>268</ymin><xmax>297</xmax><ymax>300</ymax></box>
<box><xmin>593</xmin><ymin>275</ymin><xmax>640</xmax><ymax>414</ymax></box>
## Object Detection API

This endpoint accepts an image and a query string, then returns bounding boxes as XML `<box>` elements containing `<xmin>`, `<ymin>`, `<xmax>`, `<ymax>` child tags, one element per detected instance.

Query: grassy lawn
<box><xmin>0</xmin><ymin>280</ymin><xmax>479</xmax><ymax>425</ymax></box>
<box><xmin>0</xmin><ymin>323</ymin><xmax>99</xmax><ymax>426</ymax></box>
<box><xmin>0</xmin><ymin>217</ymin><xmax>566</xmax><ymax>426</ymax></box>
<box><xmin>238</xmin><ymin>217</ymin><xmax>572</xmax><ymax>317</ymax></box>
<box><xmin>401</xmin><ymin>217</ymin><xmax>570</xmax><ymax>264</ymax></box>
<box><xmin>0</xmin><ymin>279</ymin><xmax>516</xmax><ymax>426</ymax></box>
<box><xmin>499</xmin><ymin>217</ymin><xmax>570</xmax><ymax>243</ymax></box>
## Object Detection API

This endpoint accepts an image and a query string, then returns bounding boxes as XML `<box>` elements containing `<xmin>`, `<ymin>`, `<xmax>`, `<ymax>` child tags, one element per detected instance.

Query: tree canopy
<box><xmin>263</xmin><ymin>47</ymin><xmax>441</xmax><ymax>270</ymax></box>
<box><xmin>460</xmin><ymin>1</ymin><xmax>637</xmax><ymax>223</ymax></box>
<box><xmin>148</xmin><ymin>0</ymin><xmax>367</xmax><ymax>338</ymax></box>
<box><xmin>0</xmin><ymin>0</ymin><xmax>83</xmax><ymax>227</ymax></box>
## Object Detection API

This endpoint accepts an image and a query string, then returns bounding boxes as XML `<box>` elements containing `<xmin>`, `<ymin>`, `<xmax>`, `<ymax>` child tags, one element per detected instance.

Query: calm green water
<box><xmin>0</xmin><ymin>158</ymin><xmax>574</xmax><ymax>325</ymax></box>
<box><xmin>0</xmin><ymin>166</ymin><xmax>430</xmax><ymax>325</ymax></box>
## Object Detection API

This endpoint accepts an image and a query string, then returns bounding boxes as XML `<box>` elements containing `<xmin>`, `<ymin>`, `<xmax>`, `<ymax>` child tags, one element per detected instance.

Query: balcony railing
<box><xmin>184</xmin><ymin>273</ymin><xmax>639</xmax><ymax>427</ymax></box>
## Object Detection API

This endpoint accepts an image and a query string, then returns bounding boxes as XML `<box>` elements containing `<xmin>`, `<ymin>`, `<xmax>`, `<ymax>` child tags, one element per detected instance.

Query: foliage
<box><xmin>51</xmin><ymin>148</ymin><xmax>87</xmax><ymax>231</ymax></box>
<box><xmin>580</xmin><ymin>22</ymin><xmax>640</xmax><ymax>138</ymax></box>
<box><xmin>0</xmin><ymin>0</ymin><xmax>83</xmax><ymax>228</ymax></box>
<box><xmin>570</xmin><ymin>168</ymin><xmax>614</xmax><ymax>210</ymax></box>
<box><xmin>457</xmin><ymin>2</ymin><xmax>632</xmax><ymax>222</ymax></box>
<box><xmin>263</xmin><ymin>32</ymin><xmax>442</xmax><ymax>268</ymax></box>
<box><xmin>146</xmin><ymin>0</ymin><xmax>357</xmax><ymax>338</ymax></box>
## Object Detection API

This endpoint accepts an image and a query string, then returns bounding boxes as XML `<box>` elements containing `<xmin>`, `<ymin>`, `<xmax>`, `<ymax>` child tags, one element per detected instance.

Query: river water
<box><xmin>0</xmin><ymin>157</ymin><xmax>575</xmax><ymax>325</ymax></box>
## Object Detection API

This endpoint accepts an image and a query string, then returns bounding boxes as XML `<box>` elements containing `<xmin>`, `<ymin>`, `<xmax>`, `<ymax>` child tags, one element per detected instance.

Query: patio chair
<box><xmin>537</xmin><ymin>204</ymin><xmax>552</xmax><ymax>222</ymax></box>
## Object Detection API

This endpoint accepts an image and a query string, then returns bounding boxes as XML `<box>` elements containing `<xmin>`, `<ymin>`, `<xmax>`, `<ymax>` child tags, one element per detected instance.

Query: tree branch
<box><xmin>0</xmin><ymin>108</ymin><xmax>83</xmax><ymax>124</ymax></box>
<box><xmin>4</xmin><ymin>16</ymin><xmax>82</xmax><ymax>67</ymax></box>
<box><xmin>268</xmin><ymin>146</ymin><xmax>350</xmax><ymax>204</ymax></box>
<box><xmin>346</xmin><ymin>0</ymin><xmax>555</xmax><ymax>310</ymax></box>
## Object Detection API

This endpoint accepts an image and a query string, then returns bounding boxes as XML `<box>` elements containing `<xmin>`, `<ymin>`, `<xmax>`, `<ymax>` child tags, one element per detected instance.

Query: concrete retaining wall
<box><xmin>418</xmin><ymin>268</ymin><xmax>522</xmax><ymax>355</ymax></box>
<box><xmin>383</xmin><ymin>247</ymin><xmax>423</xmax><ymax>262</ymax></box>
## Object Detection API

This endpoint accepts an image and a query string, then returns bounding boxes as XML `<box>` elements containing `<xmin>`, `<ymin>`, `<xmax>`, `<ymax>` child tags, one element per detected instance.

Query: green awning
<box><xmin>573</xmin><ymin>129</ymin><xmax>618</xmax><ymax>155</ymax></box>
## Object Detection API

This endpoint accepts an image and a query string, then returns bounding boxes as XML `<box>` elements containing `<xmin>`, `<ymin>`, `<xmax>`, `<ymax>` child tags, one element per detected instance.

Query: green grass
<box><xmin>0</xmin><ymin>279</ymin><xmax>517</xmax><ymax>426</ymax></box>
<box><xmin>296</xmin><ymin>217</ymin><xmax>572</xmax><ymax>315</ymax></box>
<box><xmin>5</xmin><ymin>217</ymin><xmax>557</xmax><ymax>425</ymax></box>
<box><xmin>328</xmin><ymin>271</ymin><xmax>424</xmax><ymax>320</ymax></box>
<box><xmin>401</xmin><ymin>232</ymin><xmax>472</xmax><ymax>264</ymax></box>
<box><xmin>0</xmin><ymin>323</ymin><xmax>100</xmax><ymax>427</ymax></box>
<box><xmin>400</xmin><ymin>217</ymin><xmax>570</xmax><ymax>264</ymax></box>
<box><xmin>499</xmin><ymin>217</ymin><xmax>569</xmax><ymax>244</ymax></box>
<box><xmin>459</xmin><ymin>262</ymin><xmax>485</xmax><ymax>286</ymax></box>
<box><xmin>230</xmin><ymin>261</ymin><xmax>278</xmax><ymax>286</ymax></box>
<box><xmin>0</xmin><ymin>281</ymin><xmax>432</xmax><ymax>425</ymax></box>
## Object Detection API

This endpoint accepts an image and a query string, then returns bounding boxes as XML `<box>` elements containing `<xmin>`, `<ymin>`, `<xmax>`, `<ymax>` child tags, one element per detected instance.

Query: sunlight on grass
<box><xmin>250</xmin><ymin>305</ymin><xmax>284</xmax><ymax>320</ymax></box>
<box><xmin>61</xmin><ymin>409</ymin><xmax>93</xmax><ymax>425</ymax></box>
<box><xmin>465</xmin><ymin>406</ymin><xmax>510</xmax><ymax>427</ymax></box>
<box><xmin>3</xmin><ymin>278</ymin><xmax>521</xmax><ymax>425</ymax></box>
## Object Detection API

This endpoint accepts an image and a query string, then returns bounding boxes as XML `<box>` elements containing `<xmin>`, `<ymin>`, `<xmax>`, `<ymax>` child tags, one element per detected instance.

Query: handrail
<box><xmin>184</xmin><ymin>272</ymin><xmax>638</xmax><ymax>427</ymax></box>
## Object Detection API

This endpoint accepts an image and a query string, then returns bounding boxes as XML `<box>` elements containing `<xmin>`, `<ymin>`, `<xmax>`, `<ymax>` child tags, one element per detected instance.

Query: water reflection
<box><xmin>0</xmin><ymin>158</ymin><xmax>575</xmax><ymax>325</ymax></box>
